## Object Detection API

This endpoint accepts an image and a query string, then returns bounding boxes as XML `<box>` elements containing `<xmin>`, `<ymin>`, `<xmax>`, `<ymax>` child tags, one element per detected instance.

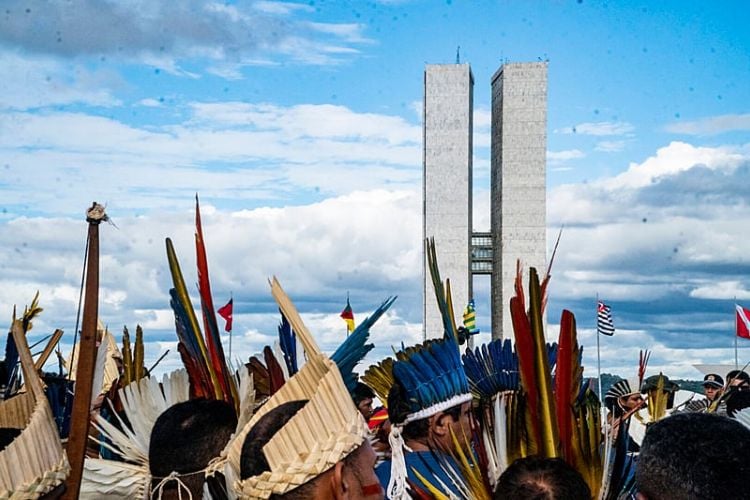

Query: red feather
<box><xmin>555</xmin><ymin>309</ymin><xmax>576</xmax><ymax>463</ymax></box>
<box><xmin>195</xmin><ymin>195</ymin><xmax>233</xmax><ymax>405</ymax></box>
<box><xmin>178</xmin><ymin>343</ymin><xmax>210</xmax><ymax>400</ymax></box>
<box><xmin>510</xmin><ymin>293</ymin><xmax>541</xmax><ymax>449</ymax></box>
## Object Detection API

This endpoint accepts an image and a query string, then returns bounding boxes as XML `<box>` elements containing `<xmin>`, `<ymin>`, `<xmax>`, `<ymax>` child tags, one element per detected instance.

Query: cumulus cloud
<box><xmin>0</xmin><ymin>0</ymin><xmax>369</xmax><ymax>69</ymax></box>
<box><xmin>0</xmin><ymin>102</ymin><xmax>422</xmax><ymax>217</ymax></box>
<box><xmin>665</xmin><ymin>113</ymin><xmax>750</xmax><ymax>136</ymax></box>
<box><xmin>546</xmin><ymin>140</ymin><xmax>750</xmax><ymax>368</ymax></box>
<box><xmin>0</xmin><ymin>189</ymin><xmax>424</xmax><ymax>374</ymax></box>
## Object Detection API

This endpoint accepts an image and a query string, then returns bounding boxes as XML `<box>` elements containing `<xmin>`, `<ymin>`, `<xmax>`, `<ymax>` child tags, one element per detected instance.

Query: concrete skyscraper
<box><xmin>422</xmin><ymin>61</ymin><xmax>547</xmax><ymax>340</ymax></box>
<box><xmin>422</xmin><ymin>64</ymin><xmax>474</xmax><ymax>339</ymax></box>
<box><xmin>490</xmin><ymin>62</ymin><xmax>548</xmax><ymax>339</ymax></box>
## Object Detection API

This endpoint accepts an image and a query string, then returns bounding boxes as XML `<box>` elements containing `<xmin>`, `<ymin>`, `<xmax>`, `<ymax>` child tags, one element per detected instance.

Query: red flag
<box><xmin>737</xmin><ymin>304</ymin><xmax>750</xmax><ymax>339</ymax></box>
<box><xmin>218</xmin><ymin>299</ymin><xmax>233</xmax><ymax>332</ymax></box>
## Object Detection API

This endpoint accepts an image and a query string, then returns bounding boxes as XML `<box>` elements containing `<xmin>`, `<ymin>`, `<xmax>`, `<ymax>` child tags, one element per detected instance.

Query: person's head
<box><xmin>641</xmin><ymin>374</ymin><xmax>679</xmax><ymax>409</ymax></box>
<box><xmin>352</xmin><ymin>382</ymin><xmax>375</xmax><ymax>420</ymax></box>
<box><xmin>604</xmin><ymin>379</ymin><xmax>643</xmax><ymax>417</ymax></box>
<box><xmin>149</xmin><ymin>398</ymin><xmax>237</xmax><ymax>499</ymax></box>
<box><xmin>241</xmin><ymin>400</ymin><xmax>382</xmax><ymax>500</ymax></box>
<box><xmin>387</xmin><ymin>378</ymin><xmax>472</xmax><ymax>452</ymax></box>
<box><xmin>702</xmin><ymin>373</ymin><xmax>724</xmax><ymax>401</ymax></box>
<box><xmin>493</xmin><ymin>456</ymin><xmax>591</xmax><ymax>500</ymax></box>
<box><xmin>635</xmin><ymin>413</ymin><xmax>750</xmax><ymax>500</ymax></box>
<box><xmin>726</xmin><ymin>370</ymin><xmax>750</xmax><ymax>388</ymax></box>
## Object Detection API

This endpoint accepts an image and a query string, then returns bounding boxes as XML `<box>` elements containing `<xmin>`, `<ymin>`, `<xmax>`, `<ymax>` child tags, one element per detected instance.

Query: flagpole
<box><xmin>735</xmin><ymin>297</ymin><xmax>739</xmax><ymax>369</ymax></box>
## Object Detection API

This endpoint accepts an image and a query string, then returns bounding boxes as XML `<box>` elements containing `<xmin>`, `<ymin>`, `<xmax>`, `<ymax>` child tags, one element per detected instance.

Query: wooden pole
<box><xmin>62</xmin><ymin>203</ymin><xmax>106</xmax><ymax>500</ymax></box>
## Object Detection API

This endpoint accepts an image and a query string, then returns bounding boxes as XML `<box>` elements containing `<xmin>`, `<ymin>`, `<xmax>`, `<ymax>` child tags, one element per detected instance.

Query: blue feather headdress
<box><xmin>332</xmin><ymin>296</ymin><xmax>397</xmax><ymax>394</ymax></box>
<box><xmin>391</xmin><ymin>336</ymin><xmax>472</xmax><ymax>424</ymax></box>
<box><xmin>386</xmin><ymin>336</ymin><xmax>473</xmax><ymax>499</ymax></box>
<box><xmin>462</xmin><ymin>339</ymin><xmax>561</xmax><ymax>400</ymax></box>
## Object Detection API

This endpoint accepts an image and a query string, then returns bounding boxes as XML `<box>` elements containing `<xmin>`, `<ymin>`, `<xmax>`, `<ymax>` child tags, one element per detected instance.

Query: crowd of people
<box><xmin>3</xmin><ymin>219</ymin><xmax>749</xmax><ymax>499</ymax></box>
<box><xmin>8</xmin><ymin>286</ymin><xmax>749</xmax><ymax>499</ymax></box>
<box><xmin>135</xmin><ymin>338</ymin><xmax>750</xmax><ymax>500</ymax></box>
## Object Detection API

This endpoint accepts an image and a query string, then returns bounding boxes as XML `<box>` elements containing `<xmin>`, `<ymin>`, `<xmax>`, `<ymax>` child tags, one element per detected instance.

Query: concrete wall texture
<box><xmin>422</xmin><ymin>64</ymin><xmax>474</xmax><ymax>339</ymax></box>
<box><xmin>490</xmin><ymin>62</ymin><xmax>548</xmax><ymax>340</ymax></box>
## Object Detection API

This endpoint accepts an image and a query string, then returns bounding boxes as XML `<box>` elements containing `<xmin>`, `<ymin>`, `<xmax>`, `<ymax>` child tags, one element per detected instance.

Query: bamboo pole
<box><xmin>62</xmin><ymin>203</ymin><xmax>106</xmax><ymax>500</ymax></box>
<box><xmin>34</xmin><ymin>329</ymin><xmax>64</xmax><ymax>371</ymax></box>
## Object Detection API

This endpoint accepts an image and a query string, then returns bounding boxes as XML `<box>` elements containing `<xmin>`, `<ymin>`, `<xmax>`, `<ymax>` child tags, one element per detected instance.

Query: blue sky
<box><xmin>1</xmin><ymin>0</ymin><xmax>749</xmax><ymax>379</ymax></box>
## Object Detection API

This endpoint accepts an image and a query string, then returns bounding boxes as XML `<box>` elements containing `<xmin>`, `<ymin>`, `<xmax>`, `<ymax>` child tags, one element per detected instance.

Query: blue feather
<box><xmin>391</xmin><ymin>337</ymin><xmax>471</xmax><ymax>415</ymax></box>
<box><xmin>277</xmin><ymin>310</ymin><xmax>297</xmax><ymax>376</ymax></box>
<box><xmin>332</xmin><ymin>296</ymin><xmax>396</xmax><ymax>393</ymax></box>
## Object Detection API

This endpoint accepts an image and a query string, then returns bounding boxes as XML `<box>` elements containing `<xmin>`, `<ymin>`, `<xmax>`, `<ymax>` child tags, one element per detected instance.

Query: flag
<box><xmin>597</xmin><ymin>301</ymin><xmax>615</xmax><ymax>336</ymax></box>
<box><xmin>340</xmin><ymin>298</ymin><xmax>355</xmax><ymax>333</ymax></box>
<box><xmin>737</xmin><ymin>304</ymin><xmax>750</xmax><ymax>339</ymax></box>
<box><xmin>462</xmin><ymin>300</ymin><xmax>479</xmax><ymax>335</ymax></box>
<box><xmin>217</xmin><ymin>298</ymin><xmax>233</xmax><ymax>332</ymax></box>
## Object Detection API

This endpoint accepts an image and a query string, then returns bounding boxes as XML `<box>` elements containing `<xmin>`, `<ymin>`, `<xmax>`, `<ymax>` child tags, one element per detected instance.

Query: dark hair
<box><xmin>0</xmin><ymin>427</ymin><xmax>21</xmax><ymax>452</ymax></box>
<box><xmin>387</xmin><ymin>380</ymin><xmax>462</xmax><ymax>440</ymax></box>
<box><xmin>149</xmin><ymin>399</ymin><xmax>237</xmax><ymax>498</ymax></box>
<box><xmin>240</xmin><ymin>400</ymin><xmax>308</xmax><ymax>479</ymax></box>
<box><xmin>494</xmin><ymin>456</ymin><xmax>591</xmax><ymax>500</ymax></box>
<box><xmin>636</xmin><ymin>413</ymin><xmax>750</xmax><ymax>500</ymax></box>
<box><xmin>726</xmin><ymin>370</ymin><xmax>750</xmax><ymax>384</ymax></box>
<box><xmin>352</xmin><ymin>382</ymin><xmax>375</xmax><ymax>405</ymax></box>
<box><xmin>726</xmin><ymin>390</ymin><xmax>750</xmax><ymax>418</ymax></box>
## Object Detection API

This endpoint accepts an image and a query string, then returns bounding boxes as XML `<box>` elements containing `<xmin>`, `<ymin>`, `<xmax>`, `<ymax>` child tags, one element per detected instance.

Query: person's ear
<box><xmin>330</xmin><ymin>461</ymin><xmax>348</xmax><ymax>500</ymax></box>
<box><xmin>635</xmin><ymin>492</ymin><xmax>648</xmax><ymax>500</ymax></box>
<box><xmin>430</xmin><ymin>412</ymin><xmax>450</xmax><ymax>437</ymax></box>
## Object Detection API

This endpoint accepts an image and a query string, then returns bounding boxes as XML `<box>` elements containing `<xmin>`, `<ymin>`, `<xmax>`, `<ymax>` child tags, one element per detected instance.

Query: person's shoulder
<box><xmin>375</xmin><ymin>459</ymin><xmax>392</xmax><ymax>482</ymax></box>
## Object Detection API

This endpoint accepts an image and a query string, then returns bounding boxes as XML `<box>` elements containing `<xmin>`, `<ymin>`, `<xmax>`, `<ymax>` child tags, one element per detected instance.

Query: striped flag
<box><xmin>340</xmin><ymin>297</ymin><xmax>355</xmax><ymax>333</ymax></box>
<box><xmin>597</xmin><ymin>301</ymin><xmax>615</xmax><ymax>336</ymax></box>
<box><xmin>462</xmin><ymin>300</ymin><xmax>479</xmax><ymax>335</ymax></box>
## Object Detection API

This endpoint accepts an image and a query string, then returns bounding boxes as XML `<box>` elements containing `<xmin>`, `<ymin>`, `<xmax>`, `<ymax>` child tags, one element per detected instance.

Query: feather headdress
<box><xmin>163</xmin><ymin>196</ymin><xmax>238</xmax><ymax>409</ymax></box>
<box><xmin>386</xmin><ymin>337</ymin><xmax>473</xmax><ymax>499</ymax></box>
<box><xmin>224</xmin><ymin>278</ymin><xmax>368</xmax><ymax>498</ymax></box>
<box><xmin>0</xmin><ymin>312</ymin><xmax>69</xmax><ymax>498</ymax></box>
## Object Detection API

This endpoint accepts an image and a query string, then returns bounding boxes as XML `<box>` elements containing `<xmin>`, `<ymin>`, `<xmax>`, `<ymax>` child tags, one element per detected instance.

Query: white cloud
<box><xmin>306</xmin><ymin>22</ymin><xmax>372</xmax><ymax>44</ymax></box>
<box><xmin>595</xmin><ymin>140</ymin><xmax>628</xmax><ymax>152</ymax></box>
<box><xmin>0</xmin><ymin>0</ymin><xmax>370</xmax><ymax>71</ymax></box>
<box><xmin>665</xmin><ymin>113</ymin><xmax>750</xmax><ymax>136</ymax></box>
<box><xmin>0</xmin><ymin>103</ymin><xmax>422</xmax><ymax>216</ymax></box>
<box><xmin>138</xmin><ymin>98</ymin><xmax>163</xmax><ymax>107</ymax></box>
<box><xmin>689</xmin><ymin>281</ymin><xmax>750</xmax><ymax>300</ymax></box>
<box><xmin>547</xmin><ymin>149</ymin><xmax>585</xmax><ymax>163</ymax></box>
<box><xmin>556</xmin><ymin>121</ymin><xmax>634</xmax><ymax>136</ymax></box>
<box><xmin>253</xmin><ymin>1</ymin><xmax>315</xmax><ymax>15</ymax></box>
<box><xmin>0</xmin><ymin>52</ymin><xmax>121</xmax><ymax>110</ymax></box>
<box><xmin>0</xmin><ymin>188</ymin><xmax>424</xmax><ymax>376</ymax></box>
<box><xmin>604</xmin><ymin>141</ymin><xmax>745</xmax><ymax>189</ymax></box>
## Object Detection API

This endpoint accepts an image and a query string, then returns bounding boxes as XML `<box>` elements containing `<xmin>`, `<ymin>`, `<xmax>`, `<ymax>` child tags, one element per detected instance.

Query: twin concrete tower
<box><xmin>423</xmin><ymin>62</ymin><xmax>548</xmax><ymax>340</ymax></box>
